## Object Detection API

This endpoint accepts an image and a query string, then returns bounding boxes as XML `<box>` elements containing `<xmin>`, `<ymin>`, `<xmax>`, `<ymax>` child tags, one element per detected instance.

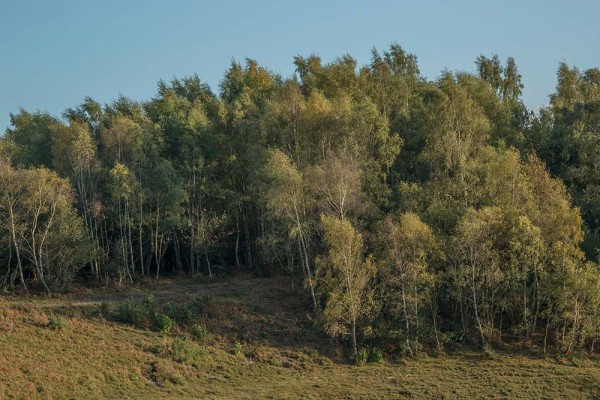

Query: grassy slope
<box><xmin>1</xmin><ymin>275</ymin><xmax>600</xmax><ymax>399</ymax></box>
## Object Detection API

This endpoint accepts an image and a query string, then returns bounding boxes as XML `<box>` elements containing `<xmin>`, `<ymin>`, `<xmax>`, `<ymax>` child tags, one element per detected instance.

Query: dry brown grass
<box><xmin>1</xmin><ymin>275</ymin><xmax>600</xmax><ymax>399</ymax></box>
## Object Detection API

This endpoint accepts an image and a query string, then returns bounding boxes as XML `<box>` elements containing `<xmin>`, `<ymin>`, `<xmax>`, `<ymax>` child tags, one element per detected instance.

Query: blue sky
<box><xmin>1</xmin><ymin>0</ymin><xmax>599</xmax><ymax>131</ymax></box>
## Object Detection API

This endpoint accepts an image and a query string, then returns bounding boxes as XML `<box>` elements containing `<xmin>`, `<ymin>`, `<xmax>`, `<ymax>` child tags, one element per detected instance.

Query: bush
<box><xmin>118</xmin><ymin>300</ymin><xmax>149</xmax><ymax>327</ymax></box>
<box><xmin>230</xmin><ymin>341</ymin><xmax>243</xmax><ymax>355</ymax></box>
<box><xmin>180</xmin><ymin>308</ymin><xmax>195</xmax><ymax>325</ymax></box>
<box><xmin>191</xmin><ymin>323</ymin><xmax>207</xmax><ymax>342</ymax></box>
<box><xmin>353</xmin><ymin>349</ymin><xmax>368</xmax><ymax>366</ymax></box>
<box><xmin>163</xmin><ymin>336</ymin><xmax>203</xmax><ymax>365</ymax></box>
<box><xmin>143</xmin><ymin>295</ymin><xmax>155</xmax><ymax>310</ymax></box>
<box><xmin>48</xmin><ymin>314</ymin><xmax>67</xmax><ymax>330</ymax></box>
<box><xmin>154</xmin><ymin>313</ymin><xmax>174</xmax><ymax>333</ymax></box>
<box><xmin>99</xmin><ymin>302</ymin><xmax>110</xmax><ymax>318</ymax></box>
<box><xmin>368</xmin><ymin>348</ymin><xmax>384</xmax><ymax>363</ymax></box>
<box><xmin>118</xmin><ymin>297</ymin><xmax>157</xmax><ymax>328</ymax></box>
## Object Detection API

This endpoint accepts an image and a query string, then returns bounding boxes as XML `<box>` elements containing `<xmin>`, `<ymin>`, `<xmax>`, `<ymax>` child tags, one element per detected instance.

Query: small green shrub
<box><xmin>99</xmin><ymin>302</ymin><xmax>110</xmax><ymax>318</ymax></box>
<box><xmin>180</xmin><ymin>308</ymin><xmax>194</xmax><ymax>324</ymax></box>
<box><xmin>143</xmin><ymin>295</ymin><xmax>155</xmax><ymax>310</ymax></box>
<box><xmin>119</xmin><ymin>300</ymin><xmax>144</xmax><ymax>326</ymax></box>
<box><xmin>48</xmin><ymin>314</ymin><xmax>67</xmax><ymax>330</ymax></box>
<box><xmin>368</xmin><ymin>348</ymin><xmax>384</xmax><ymax>363</ymax></box>
<box><xmin>163</xmin><ymin>336</ymin><xmax>203</xmax><ymax>365</ymax></box>
<box><xmin>353</xmin><ymin>349</ymin><xmax>368</xmax><ymax>366</ymax></box>
<box><xmin>191</xmin><ymin>323</ymin><xmax>207</xmax><ymax>342</ymax></box>
<box><xmin>570</xmin><ymin>355</ymin><xmax>584</xmax><ymax>367</ymax></box>
<box><xmin>118</xmin><ymin>297</ymin><xmax>156</xmax><ymax>328</ymax></box>
<box><xmin>230</xmin><ymin>341</ymin><xmax>243</xmax><ymax>355</ymax></box>
<box><xmin>154</xmin><ymin>313</ymin><xmax>174</xmax><ymax>333</ymax></box>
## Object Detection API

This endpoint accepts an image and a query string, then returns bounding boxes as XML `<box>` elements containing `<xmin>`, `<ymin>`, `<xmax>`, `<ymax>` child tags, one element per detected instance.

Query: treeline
<box><xmin>1</xmin><ymin>44</ymin><xmax>600</xmax><ymax>355</ymax></box>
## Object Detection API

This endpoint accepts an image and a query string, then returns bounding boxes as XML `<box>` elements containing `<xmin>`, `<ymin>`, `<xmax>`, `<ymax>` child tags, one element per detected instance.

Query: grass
<box><xmin>2</xmin><ymin>274</ymin><xmax>600</xmax><ymax>399</ymax></box>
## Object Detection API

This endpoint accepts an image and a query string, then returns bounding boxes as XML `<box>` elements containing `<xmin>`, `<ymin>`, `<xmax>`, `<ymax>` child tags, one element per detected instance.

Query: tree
<box><xmin>0</xmin><ymin>162</ymin><xmax>88</xmax><ymax>292</ymax></box>
<box><xmin>319</xmin><ymin>215</ymin><xmax>375</xmax><ymax>357</ymax></box>
<box><xmin>539</xmin><ymin>64</ymin><xmax>600</xmax><ymax>261</ymax></box>
<box><xmin>309</xmin><ymin>150</ymin><xmax>365</xmax><ymax>221</ymax></box>
<box><xmin>379</xmin><ymin>212</ymin><xmax>439</xmax><ymax>354</ymax></box>
<box><xmin>142</xmin><ymin>158</ymin><xmax>184</xmax><ymax>278</ymax></box>
<box><xmin>100</xmin><ymin>114</ymin><xmax>145</xmax><ymax>166</ymax></box>
<box><xmin>5</xmin><ymin>110</ymin><xmax>58</xmax><ymax>168</ymax></box>
<box><xmin>22</xmin><ymin>168</ymin><xmax>89</xmax><ymax>290</ymax></box>
<box><xmin>503</xmin><ymin>215</ymin><xmax>545</xmax><ymax>339</ymax></box>
<box><xmin>263</xmin><ymin>149</ymin><xmax>318</xmax><ymax>311</ymax></box>
<box><xmin>476</xmin><ymin>55</ymin><xmax>523</xmax><ymax>101</ymax></box>
<box><xmin>1</xmin><ymin>45</ymin><xmax>600</xmax><ymax>356</ymax></box>
<box><xmin>0</xmin><ymin>158</ymin><xmax>29</xmax><ymax>291</ymax></box>
<box><xmin>108</xmin><ymin>163</ymin><xmax>138</xmax><ymax>282</ymax></box>
<box><xmin>450</xmin><ymin>207</ymin><xmax>503</xmax><ymax>346</ymax></box>
<box><xmin>51</xmin><ymin>120</ymin><xmax>102</xmax><ymax>277</ymax></box>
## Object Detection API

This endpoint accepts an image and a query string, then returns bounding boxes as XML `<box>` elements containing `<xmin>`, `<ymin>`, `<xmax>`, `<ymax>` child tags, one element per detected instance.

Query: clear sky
<box><xmin>1</xmin><ymin>0</ymin><xmax>599</xmax><ymax>132</ymax></box>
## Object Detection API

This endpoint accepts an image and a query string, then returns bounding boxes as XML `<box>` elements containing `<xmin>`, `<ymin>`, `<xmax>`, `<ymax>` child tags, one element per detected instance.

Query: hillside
<box><xmin>2</xmin><ymin>275</ymin><xmax>600</xmax><ymax>399</ymax></box>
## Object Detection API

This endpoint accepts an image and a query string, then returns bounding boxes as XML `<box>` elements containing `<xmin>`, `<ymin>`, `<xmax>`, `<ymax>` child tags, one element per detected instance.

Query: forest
<box><xmin>1</xmin><ymin>44</ymin><xmax>600</xmax><ymax>358</ymax></box>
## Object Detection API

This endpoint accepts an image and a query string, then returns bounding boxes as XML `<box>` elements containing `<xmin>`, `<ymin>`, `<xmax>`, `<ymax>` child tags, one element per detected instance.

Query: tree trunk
<box><xmin>174</xmin><ymin>230</ymin><xmax>182</xmax><ymax>272</ymax></box>
<box><xmin>190</xmin><ymin>224</ymin><xmax>196</xmax><ymax>274</ymax></box>
<box><xmin>234</xmin><ymin>211</ymin><xmax>241</xmax><ymax>268</ymax></box>
<box><xmin>401</xmin><ymin>276</ymin><xmax>413</xmax><ymax>356</ymax></box>
<box><xmin>430</xmin><ymin>289</ymin><xmax>441</xmax><ymax>351</ymax></box>
<box><xmin>139</xmin><ymin>196</ymin><xmax>144</xmax><ymax>276</ymax></box>
<box><xmin>298</xmin><ymin>231</ymin><xmax>318</xmax><ymax>313</ymax></box>
<box><xmin>352</xmin><ymin>319</ymin><xmax>358</xmax><ymax>358</ymax></box>
<box><xmin>471</xmin><ymin>259</ymin><xmax>485</xmax><ymax>347</ymax></box>
<box><xmin>127</xmin><ymin>204</ymin><xmax>135</xmax><ymax>278</ymax></box>
<box><xmin>205</xmin><ymin>251</ymin><xmax>213</xmax><ymax>279</ymax></box>
<box><xmin>544</xmin><ymin>319</ymin><xmax>550</xmax><ymax>353</ymax></box>
<box><xmin>154</xmin><ymin>205</ymin><xmax>161</xmax><ymax>279</ymax></box>
<box><xmin>532</xmin><ymin>267</ymin><xmax>540</xmax><ymax>338</ymax></box>
<box><xmin>8</xmin><ymin>209</ymin><xmax>27</xmax><ymax>294</ymax></box>
<box><xmin>242</xmin><ymin>205</ymin><xmax>252</xmax><ymax>267</ymax></box>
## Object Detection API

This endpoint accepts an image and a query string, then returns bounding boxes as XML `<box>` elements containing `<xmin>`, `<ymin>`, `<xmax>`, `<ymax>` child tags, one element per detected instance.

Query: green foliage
<box><xmin>99</xmin><ymin>302</ymin><xmax>110</xmax><ymax>318</ymax></box>
<box><xmin>367</xmin><ymin>348</ymin><xmax>384</xmax><ymax>363</ymax></box>
<box><xmin>307</xmin><ymin>350</ymin><xmax>333</xmax><ymax>367</ymax></box>
<box><xmin>191</xmin><ymin>323</ymin><xmax>207</xmax><ymax>342</ymax></box>
<box><xmin>118</xmin><ymin>301</ymin><xmax>142</xmax><ymax>325</ymax></box>
<box><xmin>5</xmin><ymin>110</ymin><xmax>59</xmax><ymax>167</ymax></box>
<box><xmin>143</xmin><ymin>295</ymin><xmax>155</xmax><ymax>309</ymax></box>
<box><xmin>353</xmin><ymin>349</ymin><xmax>368</xmax><ymax>366</ymax></box>
<box><xmin>230</xmin><ymin>341</ymin><xmax>243</xmax><ymax>355</ymax></box>
<box><xmin>154</xmin><ymin>313</ymin><xmax>174</xmax><ymax>333</ymax></box>
<box><xmin>116</xmin><ymin>296</ymin><xmax>198</xmax><ymax>334</ymax></box>
<box><xmin>161</xmin><ymin>336</ymin><xmax>203</xmax><ymax>365</ymax></box>
<box><xmin>1</xmin><ymin>44</ymin><xmax>600</xmax><ymax>357</ymax></box>
<box><xmin>47</xmin><ymin>314</ymin><xmax>67</xmax><ymax>330</ymax></box>
<box><xmin>0</xmin><ymin>161</ymin><xmax>89</xmax><ymax>292</ymax></box>
<box><xmin>118</xmin><ymin>297</ymin><xmax>154</xmax><ymax>328</ymax></box>
<box><xmin>319</xmin><ymin>215</ymin><xmax>376</xmax><ymax>357</ymax></box>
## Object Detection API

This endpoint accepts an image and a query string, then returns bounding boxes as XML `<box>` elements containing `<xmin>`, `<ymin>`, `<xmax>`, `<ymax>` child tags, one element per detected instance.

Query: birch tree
<box><xmin>319</xmin><ymin>215</ymin><xmax>375</xmax><ymax>357</ymax></box>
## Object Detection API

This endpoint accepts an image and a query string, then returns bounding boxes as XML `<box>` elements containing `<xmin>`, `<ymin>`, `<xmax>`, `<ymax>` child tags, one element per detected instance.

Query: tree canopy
<box><xmin>1</xmin><ymin>44</ymin><xmax>599</xmax><ymax>356</ymax></box>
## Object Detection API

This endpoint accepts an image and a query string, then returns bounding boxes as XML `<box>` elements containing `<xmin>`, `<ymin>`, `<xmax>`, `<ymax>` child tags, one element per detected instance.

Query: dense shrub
<box><xmin>353</xmin><ymin>349</ymin><xmax>368</xmax><ymax>366</ymax></box>
<box><xmin>191</xmin><ymin>323</ymin><xmax>207</xmax><ymax>342</ymax></box>
<box><xmin>118</xmin><ymin>299</ymin><xmax>152</xmax><ymax>327</ymax></box>
<box><xmin>368</xmin><ymin>348</ymin><xmax>384</xmax><ymax>363</ymax></box>
<box><xmin>48</xmin><ymin>314</ymin><xmax>67</xmax><ymax>330</ymax></box>
<box><xmin>230</xmin><ymin>341</ymin><xmax>243</xmax><ymax>355</ymax></box>
<box><xmin>162</xmin><ymin>336</ymin><xmax>203</xmax><ymax>365</ymax></box>
<box><xmin>154</xmin><ymin>313</ymin><xmax>174</xmax><ymax>333</ymax></box>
